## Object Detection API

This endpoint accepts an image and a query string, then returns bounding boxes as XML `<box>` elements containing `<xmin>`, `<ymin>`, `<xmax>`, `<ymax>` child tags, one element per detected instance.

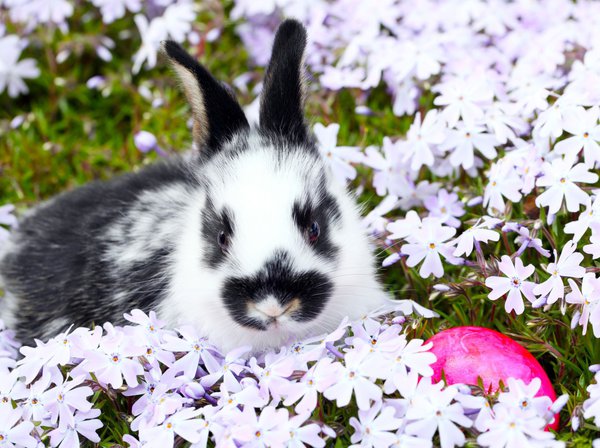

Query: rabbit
<box><xmin>0</xmin><ymin>19</ymin><xmax>389</xmax><ymax>352</ymax></box>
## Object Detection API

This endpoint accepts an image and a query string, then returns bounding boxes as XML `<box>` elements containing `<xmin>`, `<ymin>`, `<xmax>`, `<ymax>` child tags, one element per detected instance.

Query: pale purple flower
<box><xmin>401</xmin><ymin>217</ymin><xmax>457</xmax><ymax>278</ymax></box>
<box><xmin>233</xmin><ymin>406</ymin><xmax>291</xmax><ymax>447</ymax></box>
<box><xmin>566</xmin><ymin>273</ymin><xmax>600</xmax><ymax>337</ymax></box>
<box><xmin>402</xmin><ymin>110</ymin><xmax>446</xmax><ymax>170</ymax></box>
<box><xmin>81</xmin><ymin>328</ymin><xmax>145</xmax><ymax>388</ymax></box>
<box><xmin>405</xmin><ymin>380</ymin><xmax>473</xmax><ymax>448</ymax></box>
<box><xmin>565</xmin><ymin>195</ymin><xmax>600</xmax><ymax>242</ymax></box>
<box><xmin>424</xmin><ymin>189</ymin><xmax>465</xmax><ymax>228</ymax></box>
<box><xmin>0</xmin><ymin>35</ymin><xmax>40</xmax><ymax>97</ymax></box>
<box><xmin>313</xmin><ymin>123</ymin><xmax>363</xmax><ymax>184</ymax></box>
<box><xmin>533</xmin><ymin>240</ymin><xmax>585</xmax><ymax>305</ymax></box>
<box><xmin>142</xmin><ymin>407</ymin><xmax>207</xmax><ymax>446</ymax></box>
<box><xmin>441</xmin><ymin>122</ymin><xmax>499</xmax><ymax>170</ymax></box>
<box><xmin>350</xmin><ymin>401</ymin><xmax>402</xmax><ymax>447</ymax></box>
<box><xmin>433</xmin><ymin>77</ymin><xmax>493</xmax><ymax>127</ymax></box>
<box><xmin>283</xmin><ymin>358</ymin><xmax>339</xmax><ymax>415</ymax></box>
<box><xmin>91</xmin><ymin>0</ymin><xmax>141</xmax><ymax>24</ymax></box>
<box><xmin>451</xmin><ymin>216</ymin><xmax>501</xmax><ymax>257</ymax></box>
<box><xmin>535</xmin><ymin>156</ymin><xmax>599</xmax><ymax>214</ymax></box>
<box><xmin>511</xmin><ymin>224</ymin><xmax>551</xmax><ymax>258</ymax></box>
<box><xmin>483</xmin><ymin>159</ymin><xmax>523</xmax><ymax>213</ymax></box>
<box><xmin>42</xmin><ymin>376</ymin><xmax>93</xmax><ymax>431</ymax></box>
<box><xmin>283</xmin><ymin>413</ymin><xmax>325</xmax><ymax>448</ymax></box>
<box><xmin>485</xmin><ymin>255</ymin><xmax>537</xmax><ymax>314</ymax></box>
<box><xmin>132</xmin><ymin>14</ymin><xmax>168</xmax><ymax>74</ymax></box>
<box><xmin>323</xmin><ymin>348</ymin><xmax>382</xmax><ymax>411</ymax></box>
<box><xmin>48</xmin><ymin>409</ymin><xmax>103</xmax><ymax>448</ymax></box>
<box><xmin>161</xmin><ymin>326</ymin><xmax>218</xmax><ymax>379</ymax></box>
<box><xmin>554</xmin><ymin>106</ymin><xmax>600</xmax><ymax>168</ymax></box>
<box><xmin>0</xmin><ymin>406</ymin><xmax>37</xmax><ymax>448</ymax></box>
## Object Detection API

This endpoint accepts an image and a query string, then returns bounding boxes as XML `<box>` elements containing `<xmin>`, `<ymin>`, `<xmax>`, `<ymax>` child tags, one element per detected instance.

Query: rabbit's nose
<box><xmin>253</xmin><ymin>296</ymin><xmax>301</xmax><ymax>319</ymax></box>
<box><xmin>255</xmin><ymin>298</ymin><xmax>284</xmax><ymax>318</ymax></box>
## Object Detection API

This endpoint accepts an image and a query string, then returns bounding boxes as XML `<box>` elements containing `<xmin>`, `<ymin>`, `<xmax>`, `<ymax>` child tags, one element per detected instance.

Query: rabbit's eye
<box><xmin>307</xmin><ymin>222</ymin><xmax>320</xmax><ymax>244</ymax></box>
<box><xmin>218</xmin><ymin>231</ymin><xmax>230</xmax><ymax>252</ymax></box>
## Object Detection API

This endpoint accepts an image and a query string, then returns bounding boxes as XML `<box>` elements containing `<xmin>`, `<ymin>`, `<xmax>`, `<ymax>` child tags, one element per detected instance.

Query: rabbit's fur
<box><xmin>0</xmin><ymin>20</ymin><xmax>388</xmax><ymax>351</ymax></box>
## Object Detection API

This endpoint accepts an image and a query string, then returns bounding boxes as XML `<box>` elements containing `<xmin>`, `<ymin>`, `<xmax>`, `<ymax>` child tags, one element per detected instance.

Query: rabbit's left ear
<box><xmin>161</xmin><ymin>41</ymin><xmax>249</xmax><ymax>153</ymax></box>
<box><xmin>259</xmin><ymin>19</ymin><xmax>308</xmax><ymax>144</ymax></box>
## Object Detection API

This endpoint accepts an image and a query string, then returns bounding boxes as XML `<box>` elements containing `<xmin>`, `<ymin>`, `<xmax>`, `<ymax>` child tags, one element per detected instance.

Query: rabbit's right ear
<box><xmin>161</xmin><ymin>41</ymin><xmax>249</xmax><ymax>154</ymax></box>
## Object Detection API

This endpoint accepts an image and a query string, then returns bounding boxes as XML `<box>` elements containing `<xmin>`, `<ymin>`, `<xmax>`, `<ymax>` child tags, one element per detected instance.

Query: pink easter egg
<box><xmin>427</xmin><ymin>326</ymin><xmax>558</xmax><ymax>430</ymax></box>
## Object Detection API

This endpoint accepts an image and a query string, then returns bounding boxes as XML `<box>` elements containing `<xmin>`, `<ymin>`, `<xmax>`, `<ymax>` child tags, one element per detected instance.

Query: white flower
<box><xmin>0</xmin><ymin>35</ymin><xmax>40</xmax><ymax>97</ymax></box>
<box><xmin>565</xmin><ymin>195</ymin><xmax>600</xmax><ymax>242</ymax></box>
<box><xmin>424</xmin><ymin>189</ymin><xmax>465</xmax><ymax>228</ymax></box>
<box><xmin>350</xmin><ymin>401</ymin><xmax>402</xmax><ymax>447</ymax></box>
<box><xmin>533</xmin><ymin>240</ymin><xmax>585</xmax><ymax>305</ymax></box>
<box><xmin>566</xmin><ymin>273</ymin><xmax>600</xmax><ymax>337</ymax></box>
<box><xmin>554</xmin><ymin>106</ymin><xmax>600</xmax><ymax>168</ymax></box>
<box><xmin>314</xmin><ymin>123</ymin><xmax>363</xmax><ymax>185</ymax></box>
<box><xmin>401</xmin><ymin>217</ymin><xmax>457</xmax><ymax>278</ymax></box>
<box><xmin>451</xmin><ymin>216</ymin><xmax>501</xmax><ymax>257</ymax></box>
<box><xmin>484</xmin><ymin>159</ymin><xmax>523</xmax><ymax>213</ymax></box>
<box><xmin>91</xmin><ymin>0</ymin><xmax>141</xmax><ymax>24</ymax></box>
<box><xmin>535</xmin><ymin>157</ymin><xmax>598</xmax><ymax>215</ymax></box>
<box><xmin>441</xmin><ymin>122</ymin><xmax>499</xmax><ymax>170</ymax></box>
<box><xmin>405</xmin><ymin>380</ymin><xmax>473</xmax><ymax>448</ymax></box>
<box><xmin>485</xmin><ymin>255</ymin><xmax>537</xmax><ymax>314</ymax></box>
<box><xmin>433</xmin><ymin>77</ymin><xmax>493</xmax><ymax>127</ymax></box>
<box><xmin>132</xmin><ymin>14</ymin><xmax>168</xmax><ymax>74</ymax></box>
<box><xmin>402</xmin><ymin>110</ymin><xmax>446</xmax><ymax>170</ymax></box>
<box><xmin>477</xmin><ymin>403</ymin><xmax>561</xmax><ymax>448</ymax></box>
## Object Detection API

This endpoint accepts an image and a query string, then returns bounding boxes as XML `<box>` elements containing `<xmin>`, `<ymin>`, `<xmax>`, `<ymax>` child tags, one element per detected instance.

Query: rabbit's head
<box><xmin>160</xmin><ymin>20</ymin><xmax>388</xmax><ymax>351</ymax></box>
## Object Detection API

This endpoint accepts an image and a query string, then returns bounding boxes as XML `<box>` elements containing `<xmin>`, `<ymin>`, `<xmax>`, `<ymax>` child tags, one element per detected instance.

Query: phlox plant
<box><xmin>3</xmin><ymin>0</ymin><xmax>600</xmax><ymax>445</ymax></box>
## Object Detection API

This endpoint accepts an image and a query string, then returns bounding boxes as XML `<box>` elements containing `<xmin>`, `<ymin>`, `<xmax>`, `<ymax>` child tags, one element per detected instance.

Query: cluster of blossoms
<box><xmin>228</xmin><ymin>0</ymin><xmax>600</xmax><ymax>441</ymax></box>
<box><xmin>0</xmin><ymin>306</ymin><xmax>568</xmax><ymax>448</ymax></box>
<box><xmin>0</xmin><ymin>0</ymin><xmax>200</xmax><ymax>97</ymax></box>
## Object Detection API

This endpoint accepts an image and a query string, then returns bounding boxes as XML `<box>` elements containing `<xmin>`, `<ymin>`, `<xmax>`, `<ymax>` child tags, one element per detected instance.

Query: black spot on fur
<box><xmin>259</xmin><ymin>19</ymin><xmax>309</xmax><ymax>145</ymax></box>
<box><xmin>292</xmin><ymin>183</ymin><xmax>341</xmax><ymax>261</ymax></box>
<box><xmin>221</xmin><ymin>251</ymin><xmax>332</xmax><ymax>330</ymax></box>
<box><xmin>201</xmin><ymin>199</ymin><xmax>234</xmax><ymax>269</ymax></box>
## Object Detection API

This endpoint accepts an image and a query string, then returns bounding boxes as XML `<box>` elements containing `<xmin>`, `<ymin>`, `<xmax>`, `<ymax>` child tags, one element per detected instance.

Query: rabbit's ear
<box><xmin>161</xmin><ymin>41</ymin><xmax>249</xmax><ymax>153</ymax></box>
<box><xmin>259</xmin><ymin>19</ymin><xmax>308</xmax><ymax>144</ymax></box>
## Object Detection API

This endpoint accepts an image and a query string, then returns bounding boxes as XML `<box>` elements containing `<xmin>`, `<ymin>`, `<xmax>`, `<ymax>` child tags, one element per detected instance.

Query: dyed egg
<box><xmin>427</xmin><ymin>326</ymin><xmax>558</xmax><ymax>430</ymax></box>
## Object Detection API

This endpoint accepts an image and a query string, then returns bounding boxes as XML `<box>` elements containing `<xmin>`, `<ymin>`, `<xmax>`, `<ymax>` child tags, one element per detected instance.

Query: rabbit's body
<box><xmin>0</xmin><ymin>21</ymin><xmax>388</xmax><ymax>351</ymax></box>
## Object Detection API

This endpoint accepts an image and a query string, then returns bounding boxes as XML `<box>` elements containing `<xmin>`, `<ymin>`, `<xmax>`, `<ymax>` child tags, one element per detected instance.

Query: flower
<box><xmin>313</xmin><ymin>123</ymin><xmax>363</xmax><ymax>184</ymax></box>
<box><xmin>554</xmin><ymin>106</ymin><xmax>600</xmax><ymax>168</ymax></box>
<box><xmin>0</xmin><ymin>406</ymin><xmax>37</xmax><ymax>448</ymax></box>
<box><xmin>132</xmin><ymin>14</ymin><xmax>168</xmax><ymax>74</ymax></box>
<box><xmin>323</xmin><ymin>348</ymin><xmax>382</xmax><ymax>410</ymax></box>
<box><xmin>451</xmin><ymin>216</ymin><xmax>501</xmax><ymax>257</ymax></box>
<box><xmin>349</xmin><ymin>401</ymin><xmax>402</xmax><ymax>447</ymax></box>
<box><xmin>80</xmin><ymin>327</ymin><xmax>145</xmax><ymax>388</ymax></box>
<box><xmin>566</xmin><ymin>273</ymin><xmax>600</xmax><ymax>337</ymax></box>
<box><xmin>141</xmin><ymin>407</ymin><xmax>207</xmax><ymax>446</ymax></box>
<box><xmin>404</xmin><ymin>379</ymin><xmax>473</xmax><ymax>448</ymax></box>
<box><xmin>402</xmin><ymin>110</ymin><xmax>446</xmax><ymax>170</ymax></box>
<box><xmin>433</xmin><ymin>77</ymin><xmax>493</xmax><ymax>127</ymax></box>
<box><xmin>401</xmin><ymin>217</ymin><xmax>457</xmax><ymax>278</ymax></box>
<box><xmin>48</xmin><ymin>409</ymin><xmax>103</xmax><ymax>448</ymax></box>
<box><xmin>91</xmin><ymin>0</ymin><xmax>141</xmax><ymax>24</ymax></box>
<box><xmin>483</xmin><ymin>159</ymin><xmax>523</xmax><ymax>213</ymax></box>
<box><xmin>441</xmin><ymin>122</ymin><xmax>499</xmax><ymax>170</ymax></box>
<box><xmin>424</xmin><ymin>189</ymin><xmax>465</xmax><ymax>228</ymax></box>
<box><xmin>535</xmin><ymin>156</ymin><xmax>599</xmax><ymax>214</ymax></box>
<box><xmin>533</xmin><ymin>240</ymin><xmax>585</xmax><ymax>305</ymax></box>
<box><xmin>0</xmin><ymin>35</ymin><xmax>40</xmax><ymax>97</ymax></box>
<box><xmin>485</xmin><ymin>255</ymin><xmax>536</xmax><ymax>314</ymax></box>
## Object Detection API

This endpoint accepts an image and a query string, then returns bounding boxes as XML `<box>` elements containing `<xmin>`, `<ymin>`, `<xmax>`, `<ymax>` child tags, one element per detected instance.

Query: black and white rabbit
<box><xmin>0</xmin><ymin>20</ymin><xmax>389</xmax><ymax>351</ymax></box>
